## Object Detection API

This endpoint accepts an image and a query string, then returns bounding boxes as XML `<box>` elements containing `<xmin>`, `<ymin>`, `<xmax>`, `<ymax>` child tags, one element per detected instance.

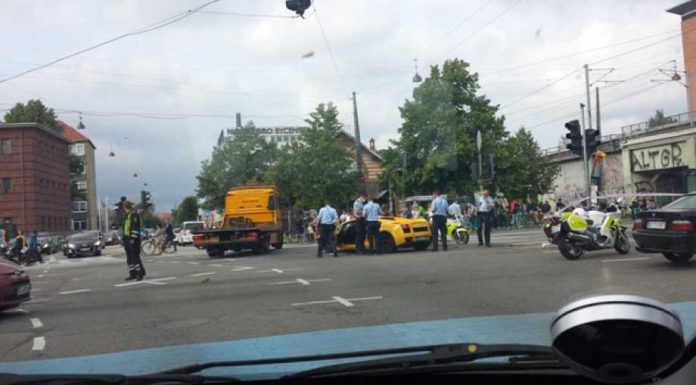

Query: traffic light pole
<box><xmin>579</xmin><ymin>103</ymin><xmax>591</xmax><ymax>205</ymax></box>
<box><xmin>584</xmin><ymin>64</ymin><xmax>593</xmax><ymax>132</ymax></box>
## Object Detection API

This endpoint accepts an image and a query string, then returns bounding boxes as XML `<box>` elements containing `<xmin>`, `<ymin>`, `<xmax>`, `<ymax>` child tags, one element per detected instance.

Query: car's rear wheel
<box><xmin>378</xmin><ymin>233</ymin><xmax>396</xmax><ymax>253</ymax></box>
<box><xmin>663</xmin><ymin>252</ymin><xmax>693</xmax><ymax>264</ymax></box>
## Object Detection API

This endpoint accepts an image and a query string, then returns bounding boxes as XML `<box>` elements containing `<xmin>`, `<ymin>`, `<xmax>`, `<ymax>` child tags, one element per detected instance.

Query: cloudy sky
<box><xmin>0</xmin><ymin>0</ymin><xmax>688</xmax><ymax>211</ymax></box>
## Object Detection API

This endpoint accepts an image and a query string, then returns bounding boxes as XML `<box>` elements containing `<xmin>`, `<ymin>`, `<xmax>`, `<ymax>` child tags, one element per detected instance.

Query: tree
<box><xmin>173</xmin><ymin>196</ymin><xmax>199</xmax><ymax>224</ymax></box>
<box><xmin>648</xmin><ymin>109</ymin><xmax>676</xmax><ymax>128</ymax></box>
<box><xmin>267</xmin><ymin>103</ymin><xmax>359</xmax><ymax>210</ymax></box>
<box><xmin>4</xmin><ymin>99</ymin><xmax>60</xmax><ymax>132</ymax></box>
<box><xmin>386</xmin><ymin>59</ymin><xmax>507</xmax><ymax>197</ymax></box>
<box><xmin>196</xmin><ymin>122</ymin><xmax>278</xmax><ymax>210</ymax></box>
<box><xmin>495</xmin><ymin>128</ymin><xmax>558</xmax><ymax>199</ymax></box>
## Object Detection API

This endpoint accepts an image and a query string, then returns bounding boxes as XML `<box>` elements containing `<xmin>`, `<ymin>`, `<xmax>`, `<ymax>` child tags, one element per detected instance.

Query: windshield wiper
<box><xmin>157</xmin><ymin>343</ymin><xmax>557</xmax><ymax>378</ymax></box>
<box><xmin>286</xmin><ymin>343</ymin><xmax>559</xmax><ymax>378</ymax></box>
<box><xmin>0</xmin><ymin>373</ymin><xmax>237</xmax><ymax>385</ymax></box>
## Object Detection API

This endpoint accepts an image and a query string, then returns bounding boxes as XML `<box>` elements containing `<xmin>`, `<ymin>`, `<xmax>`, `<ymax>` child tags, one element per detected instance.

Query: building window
<box><xmin>0</xmin><ymin>178</ymin><xmax>11</xmax><ymax>194</ymax></box>
<box><xmin>72</xmin><ymin>220</ymin><xmax>87</xmax><ymax>231</ymax></box>
<box><xmin>72</xmin><ymin>201</ymin><xmax>87</xmax><ymax>213</ymax></box>
<box><xmin>76</xmin><ymin>181</ymin><xmax>87</xmax><ymax>191</ymax></box>
<box><xmin>71</xmin><ymin>143</ymin><xmax>85</xmax><ymax>156</ymax></box>
<box><xmin>0</xmin><ymin>139</ymin><xmax>10</xmax><ymax>154</ymax></box>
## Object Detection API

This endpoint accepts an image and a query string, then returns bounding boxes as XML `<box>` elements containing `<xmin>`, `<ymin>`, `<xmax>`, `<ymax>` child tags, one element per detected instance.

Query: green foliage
<box><xmin>495</xmin><ymin>128</ymin><xmax>559</xmax><ymax>199</ymax></box>
<box><xmin>267</xmin><ymin>103</ymin><xmax>359</xmax><ymax>210</ymax></box>
<box><xmin>4</xmin><ymin>99</ymin><xmax>60</xmax><ymax>132</ymax></box>
<box><xmin>173</xmin><ymin>196</ymin><xmax>199</xmax><ymax>224</ymax></box>
<box><xmin>647</xmin><ymin>109</ymin><xmax>676</xmax><ymax>128</ymax></box>
<box><xmin>382</xmin><ymin>58</ymin><xmax>557</xmax><ymax>199</ymax></box>
<box><xmin>386</xmin><ymin>58</ymin><xmax>507</xmax><ymax>197</ymax></box>
<box><xmin>196</xmin><ymin>122</ymin><xmax>278</xmax><ymax>210</ymax></box>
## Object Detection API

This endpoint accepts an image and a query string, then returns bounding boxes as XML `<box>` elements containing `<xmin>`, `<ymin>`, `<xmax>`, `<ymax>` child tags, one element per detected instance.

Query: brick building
<box><xmin>668</xmin><ymin>1</ymin><xmax>696</xmax><ymax>118</ymax></box>
<box><xmin>0</xmin><ymin>123</ymin><xmax>72</xmax><ymax>237</ymax></box>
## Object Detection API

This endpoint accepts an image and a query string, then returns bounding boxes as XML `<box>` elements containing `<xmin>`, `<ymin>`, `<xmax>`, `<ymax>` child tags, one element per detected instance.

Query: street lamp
<box><xmin>412</xmin><ymin>59</ymin><xmax>422</xmax><ymax>83</ymax></box>
<box><xmin>388</xmin><ymin>167</ymin><xmax>403</xmax><ymax>215</ymax></box>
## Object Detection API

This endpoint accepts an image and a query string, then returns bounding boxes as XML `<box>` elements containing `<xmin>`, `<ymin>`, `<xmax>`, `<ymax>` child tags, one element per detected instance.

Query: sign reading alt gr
<box><xmin>630</xmin><ymin>142</ymin><xmax>685</xmax><ymax>172</ymax></box>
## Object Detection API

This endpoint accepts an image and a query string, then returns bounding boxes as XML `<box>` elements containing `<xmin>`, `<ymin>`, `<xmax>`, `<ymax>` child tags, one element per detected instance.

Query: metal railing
<box><xmin>621</xmin><ymin>111</ymin><xmax>695</xmax><ymax>137</ymax></box>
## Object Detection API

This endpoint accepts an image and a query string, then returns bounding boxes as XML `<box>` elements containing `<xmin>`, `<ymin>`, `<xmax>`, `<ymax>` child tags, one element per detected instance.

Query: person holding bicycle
<box><xmin>163</xmin><ymin>222</ymin><xmax>176</xmax><ymax>253</ymax></box>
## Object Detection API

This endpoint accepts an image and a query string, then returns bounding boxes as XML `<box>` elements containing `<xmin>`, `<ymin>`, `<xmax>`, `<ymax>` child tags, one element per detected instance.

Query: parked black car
<box><xmin>64</xmin><ymin>231</ymin><xmax>104</xmax><ymax>258</ymax></box>
<box><xmin>104</xmin><ymin>230</ymin><xmax>121</xmax><ymax>246</ymax></box>
<box><xmin>38</xmin><ymin>236</ymin><xmax>59</xmax><ymax>255</ymax></box>
<box><xmin>633</xmin><ymin>193</ymin><xmax>696</xmax><ymax>263</ymax></box>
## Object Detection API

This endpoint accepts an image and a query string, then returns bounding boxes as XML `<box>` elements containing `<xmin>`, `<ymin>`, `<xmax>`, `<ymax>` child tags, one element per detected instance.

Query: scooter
<box><xmin>447</xmin><ymin>215</ymin><xmax>470</xmax><ymax>245</ymax></box>
<box><xmin>544</xmin><ymin>204</ymin><xmax>630</xmax><ymax>260</ymax></box>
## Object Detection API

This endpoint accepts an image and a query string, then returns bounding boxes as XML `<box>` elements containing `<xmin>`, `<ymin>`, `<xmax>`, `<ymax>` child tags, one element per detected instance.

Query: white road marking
<box><xmin>170</xmin><ymin>261</ymin><xmax>181</xmax><ymax>264</ymax></box>
<box><xmin>32</xmin><ymin>337</ymin><xmax>46</xmax><ymax>351</ymax></box>
<box><xmin>37</xmin><ymin>274</ymin><xmax>44</xmax><ymax>278</ymax></box>
<box><xmin>190</xmin><ymin>272</ymin><xmax>216</xmax><ymax>277</ymax></box>
<box><xmin>230</xmin><ymin>266</ymin><xmax>254</xmax><ymax>272</ymax></box>
<box><xmin>333</xmin><ymin>296</ymin><xmax>354</xmax><ymax>307</ymax></box>
<box><xmin>602</xmin><ymin>257</ymin><xmax>650</xmax><ymax>263</ymax></box>
<box><xmin>48</xmin><ymin>256</ymin><xmax>57</xmax><ymax>262</ymax></box>
<box><xmin>187</xmin><ymin>261</ymin><xmax>200</xmax><ymax>265</ymax></box>
<box><xmin>209</xmin><ymin>264</ymin><xmax>223</xmax><ymax>267</ymax></box>
<box><xmin>32</xmin><ymin>288</ymin><xmax>42</xmax><ymax>292</ymax></box>
<box><xmin>543</xmin><ymin>250</ymin><xmax>558</xmax><ymax>253</ymax></box>
<box><xmin>269</xmin><ymin>278</ymin><xmax>331</xmax><ymax>286</ymax></box>
<box><xmin>59</xmin><ymin>289</ymin><xmax>92</xmax><ymax>295</ymax></box>
<box><xmin>223</xmin><ymin>258</ymin><xmax>237</xmax><ymax>262</ymax></box>
<box><xmin>42</xmin><ymin>270</ymin><xmax>48</xmax><ymax>274</ymax></box>
<box><xmin>258</xmin><ymin>268</ymin><xmax>300</xmax><ymax>274</ymax></box>
<box><xmin>30</xmin><ymin>318</ymin><xmax>43</xmax><ymax>329</ymax></box>
<box><xmin>292</xmin><ymin>296</ymin><xmax>383</xmax><ymax>307</ymax></box>
<box><xmin>114</xmin><ymin>277</ymin><xmax>177</xmax><ymax>287</ymax></box>
<box><xmin>6</xmin><ymin>308</ymin><xmax>30</xmax><ymax>314</ymax></box>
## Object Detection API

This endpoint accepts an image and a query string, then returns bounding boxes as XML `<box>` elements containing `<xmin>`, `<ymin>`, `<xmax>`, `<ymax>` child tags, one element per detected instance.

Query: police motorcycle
<box><xmin>543</xmin><ymin>200</ymin><xmax>630</xmax><ymax>260</ymax></box>
<box><xmin>446</xmin><ymin>214</ymin><xmax>470</xmax><ymax>245</ymax></box>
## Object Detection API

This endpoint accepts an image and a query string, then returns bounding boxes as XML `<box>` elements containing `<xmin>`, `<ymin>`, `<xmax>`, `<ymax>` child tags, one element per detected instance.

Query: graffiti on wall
<box><xmin>630</xmin><ymin>142</ymin><xmax>685</xmax><ymax>172</ymax></box>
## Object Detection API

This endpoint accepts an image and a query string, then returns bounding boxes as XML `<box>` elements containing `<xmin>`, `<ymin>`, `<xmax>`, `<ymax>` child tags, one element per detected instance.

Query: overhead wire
<box><xmin>443</xmin><ymin>0</ymin><xmax>522</xmax><ymax>57</ymax></box>
<box><xmin>0</xmin><ymin>0</ymin><xmax>223</xmax><ymax>85</ymax></box>
<box><xmin>312</xmin><ymin>3</ymin><xmax>348</xmax><ymax>95</ymax></box>
<box><xmin>417</xmin><ymin>0</ymin><xmax>493</xmax><ymax>58</ymax></box>
<box><xmin>197</xmin><ymin>10</ymin><xmax>297</xmax><ymax>18</ymax></box>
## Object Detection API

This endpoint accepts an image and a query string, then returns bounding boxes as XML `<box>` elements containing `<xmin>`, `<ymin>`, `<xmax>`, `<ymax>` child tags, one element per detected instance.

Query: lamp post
<box><xmin>388</xmin><ymin>167</ymin><xmax>403</xmax><ymax>215</ymax></box>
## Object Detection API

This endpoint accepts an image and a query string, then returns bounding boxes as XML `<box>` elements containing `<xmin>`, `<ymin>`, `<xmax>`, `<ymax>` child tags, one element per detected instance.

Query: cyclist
<box><xmin>10</xmin><ymin>230</ymin><xmax>25</xmax><ymax>261</ymax></box>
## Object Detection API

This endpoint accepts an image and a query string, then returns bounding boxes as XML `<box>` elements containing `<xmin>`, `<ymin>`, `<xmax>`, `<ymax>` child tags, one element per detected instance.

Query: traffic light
<box><xmin>286</xmin><ymin>0</ymin><xmax>311</xmax><ymax>16</ymax></box>
<box><xmin>141</xmin><ymin>191</ymin><xmax>152</xmax><ymax>210</ymax></box>
<box><xmin>564</xmin><ymin>120</ymin><xmax>583</xmax><ymax>156</ymax></box>
<box><xmin>585</xmin><ymin>128</ymin><xmax>601</xmax><ymax>154</ymax></box>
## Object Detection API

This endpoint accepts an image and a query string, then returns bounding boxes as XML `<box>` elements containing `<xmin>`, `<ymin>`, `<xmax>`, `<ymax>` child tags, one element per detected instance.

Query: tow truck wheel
<box><xmin>207</xmin><ymin>247</ymin><xmax>224</xmax><ymax>258</ymax></box>
<box><xmin>273</xmin><ymin>232</ymin><xmax>283</xmax><ymax>250</ymax></box>
<box><xmin>253</xmin><ymin>239</ymin><xmax>270</xmax><ymax>254</ymax></box>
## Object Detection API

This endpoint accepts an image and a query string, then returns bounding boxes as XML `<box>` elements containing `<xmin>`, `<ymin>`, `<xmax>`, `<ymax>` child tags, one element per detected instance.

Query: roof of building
<box><xmin>0</xmin><ymin>122</ymin><xmax>72</xmax><ymax>144</ymax></box>
<box><xmin>667</xmin><ymin>0</ymin><xmax>696</xmax><ymax>19</ymax></box>
<box><xmin>340</xmin><ymin>130</ymin><xmax>384</xmax><ymax>162</ymax></box>
<box><xmin>58</xmin><ymin>121</ymin><xmax>96</xmax><ymax>149</ymax></box>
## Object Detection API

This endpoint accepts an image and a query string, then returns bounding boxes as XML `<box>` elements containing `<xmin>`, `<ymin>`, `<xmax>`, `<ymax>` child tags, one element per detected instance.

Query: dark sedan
<box><xmin>633</xmin><ymin>193</ymin><xmax>696</xmax><ymax>263</ymax></box>
<box><xmin>64</xmin><ymin>232</ymin><xmax>103</xmax><ymax>258</ymax></box>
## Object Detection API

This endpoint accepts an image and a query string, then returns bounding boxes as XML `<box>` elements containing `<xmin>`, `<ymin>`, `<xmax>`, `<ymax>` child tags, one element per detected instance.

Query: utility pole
<box><xmin>352</xmin><ymin>92</ymin><xmax>364</xmax><ymax>184</ymax></box>
<box><xmin>595</xmin><ymin>87</ymin><xmax>601</xmax><ymax>135</ymax></box>
<box><xmin>579</xmin><ymin>103</ymin><xmax>591</xmax><ymax>204</ymax></box>
<box><xmin>584</xmin><ymin>64</ymin><xmax>593</xmax><ymax>133</ymax></box>
<box><xmin>476</xmin><ymin>130</ymin><xmax>483</xmax><ymax>191</ymax></box>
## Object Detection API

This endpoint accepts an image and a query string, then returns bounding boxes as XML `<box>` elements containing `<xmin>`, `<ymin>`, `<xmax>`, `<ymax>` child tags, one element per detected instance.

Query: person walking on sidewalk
<box><xmin>122</xmin><ymin>201</ymin><xmax>146</xmax><ymax>281</ymax></box>
<box><xmin>353</xmin><ymin>191</ymin><xmax>367</xmax><ymax>255</ymax></box>
<box><xmin>477</xmin><ymin>190</ymin><xmax>494</xmax><ymax>247</ymax></box>
<box><xmin>363</xmin><ymin>197</ymin><xmax>383</xmax><ymax>255</ymax></box>
<box><xmin>316</xmin><ymin>201</ymin><xmax>339</xmax><ymax>258</ymax></box>
<box><xmin>430</xmin><ymin>190</ymin><xmax>448</xmax><ymax>252</ymax></box>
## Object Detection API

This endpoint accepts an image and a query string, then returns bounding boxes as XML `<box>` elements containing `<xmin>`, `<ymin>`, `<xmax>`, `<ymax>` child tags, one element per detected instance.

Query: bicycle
<box><xmin>142</xmin><ymin>236</ymin><xmax>176</xmax><ymax>256</ymax></box>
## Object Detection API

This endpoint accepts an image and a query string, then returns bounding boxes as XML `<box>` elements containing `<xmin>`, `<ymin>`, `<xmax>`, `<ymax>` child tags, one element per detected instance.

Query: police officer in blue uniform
<box><xmin>316</xmin><ymin>201</ymin><xmax>339</xmax><ymax>258</ymax></box>
<box><xmin>353</xmin><ymin>191</ymin><xmax>367</xmax><ymax>255</ymax></box>
<box><xmin>362</xmin><ymin>197</ymin><xmax>383</xmax><ymax>255</ymax></box>
<box><xmin>430</xmin><ymin>190</ymin><xmax>448</xmax><ymax>252</ymax></box>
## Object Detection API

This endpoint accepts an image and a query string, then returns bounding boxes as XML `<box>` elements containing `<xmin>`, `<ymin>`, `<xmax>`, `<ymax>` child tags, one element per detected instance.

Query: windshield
<box><xmin>1</xmin><ymin>0</ymin><xmax>695</xmax><ymax>380</ymax></box>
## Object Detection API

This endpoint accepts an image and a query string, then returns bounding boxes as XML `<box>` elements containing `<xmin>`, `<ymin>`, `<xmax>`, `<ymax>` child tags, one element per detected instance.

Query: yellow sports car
<box><xmin>335</xmin><ymin>216</ymin><xmax>432</xmax><ymax>253</ymax></box>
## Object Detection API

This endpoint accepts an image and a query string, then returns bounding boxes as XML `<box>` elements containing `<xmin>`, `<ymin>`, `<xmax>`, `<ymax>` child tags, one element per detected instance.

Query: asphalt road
<box><xmin>2</xmin><ymin>227</ymin><xmax>695</xmax><ymax>363</ymax></box>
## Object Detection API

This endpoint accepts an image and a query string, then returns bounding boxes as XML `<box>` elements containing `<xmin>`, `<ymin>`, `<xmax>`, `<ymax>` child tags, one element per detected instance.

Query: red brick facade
<box><xmin>0</xmin><ymin>123</ymin><xmax>71</xmax><ymax>236</ymax></box>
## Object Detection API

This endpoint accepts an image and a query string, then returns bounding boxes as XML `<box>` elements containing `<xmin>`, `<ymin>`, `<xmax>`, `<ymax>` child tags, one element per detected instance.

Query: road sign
<box><xmin>476</xmin><ymin>130</ymin><xmax>482</xmax><ymax>151</ymax></box>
